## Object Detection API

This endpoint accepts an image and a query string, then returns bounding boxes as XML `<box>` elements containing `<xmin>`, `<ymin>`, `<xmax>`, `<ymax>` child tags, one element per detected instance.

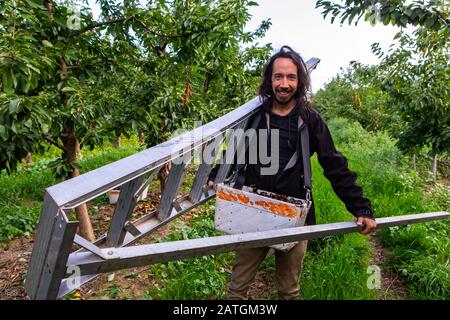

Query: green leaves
<box><xmin>24</xmin><ymin>0</ymin><xmax>45</xmax><ymax>10</ymax></box>
<box><xmin>316</xmin><ymin>0</ymin><xmax>449</xmax><ymax>160</ymax></box>
<box><xmin>41</xmin><ymin>40</ymin><xmax>53</xmax><ymax>48</ymax></box>
<box><xmin>8</xmin><ymin>99</ymin><xmax>20</xmax><ymax>114</ymax></box>
<box><xmin>372</xmin><ymin>27</ymin><xmax>449</xmax><ymax>157</ymax></box>
<box><xmin>0</xmin><ymin>125</ymin><xmax>6</xmax><ymax>140</ymax></box>
<box><xmin>0</xmin><ymin>0</ymin><xmax>271</xmax><ymax>174</ymax></box>
<box><xmin>61</xmin><ymin>87</ymin><xmax>77</xmax><ymax>93</ymax></box>
<box><xmin>316</xmin><ymin>0</ymin><xmax>448</xmax><ymax>30</ymax></box>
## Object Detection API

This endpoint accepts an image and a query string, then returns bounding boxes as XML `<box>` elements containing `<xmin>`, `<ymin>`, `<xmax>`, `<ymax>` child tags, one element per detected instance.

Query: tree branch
<box><xmin>70</xmin><ymin>10</ymin><xmax>237</xmax><ymax>42</ymax></box>
<box><xmin>71</xmin><ymin>17</ymin><xmax>129</xmax><ymax>36</ymax></box>
<box><xmin>431</xmin><ymin>8</ymin><xmax>450</xmax><ymax>25</ymax></box>
<box><xmin>132</xmin><ymin>17</ymin><xmax>168</xmax><ymax>38</ymax></box>
<box><xmin>133</xmin><ymin>12</ymin><xmax>238</xmax><ymax>40</ymax></box>
<box><xmin>43</xmin><ymin>134</ymin><xmax>66</xmax><ymax>152</ymax></box>
<box><xmin>43</xmin><ymin>0</ymin><xmax>53</xmax><ymax>13</ymax></box>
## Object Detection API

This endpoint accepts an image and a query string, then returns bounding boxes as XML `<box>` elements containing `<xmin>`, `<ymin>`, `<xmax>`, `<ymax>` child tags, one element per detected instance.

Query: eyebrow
<box><xmin>273</xmin><ymin>72</ymin><xmax>297</xmax><ymax>77</ymax></box>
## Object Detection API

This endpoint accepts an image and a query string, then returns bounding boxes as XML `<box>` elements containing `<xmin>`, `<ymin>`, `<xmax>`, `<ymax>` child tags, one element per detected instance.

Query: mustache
<box><xmin>277</xmin><ymin>88</ymin><xmax>292</xmax><ymax>93</ymax></box>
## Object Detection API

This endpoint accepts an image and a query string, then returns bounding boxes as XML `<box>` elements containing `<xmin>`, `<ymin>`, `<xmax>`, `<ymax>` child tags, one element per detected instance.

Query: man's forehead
<box><xmin>272</xmin><ymin>58</ymin><xmax>298</xmax><ymax>74</ymax></box>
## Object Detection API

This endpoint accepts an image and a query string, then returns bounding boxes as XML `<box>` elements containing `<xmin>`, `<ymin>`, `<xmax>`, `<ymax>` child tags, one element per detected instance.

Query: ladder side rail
<box><xmin>35</xmin><ymin>211</ymin><xmax>78</xmax><ymax>300</ymax></box>
<box><xmin>66</xmin><ymin>212</ymin><xmax>449</xmax><ymax>277</ymax></box>
<box><xmin>25</xmin><ymin>193</ymin><xmax>63</xmax><ymax>299</ymax></box>
<box><xmin>46</xmin><ymin>97</ymin><xmax>263</xmax><ymax>209</ymax></box>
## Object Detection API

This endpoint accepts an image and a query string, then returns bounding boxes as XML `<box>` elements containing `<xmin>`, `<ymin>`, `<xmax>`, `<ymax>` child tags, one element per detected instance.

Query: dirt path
<box><xmin>0</xmin><ymin>234</ymin><xmax>33</xmax><ymax>300</ymax></box>
<box><xmin>368</xmin><ymin>234</ymin><xmax>408</xmax><ymax>300</ymax></box>
<box><xmin>0</xmin><ymin>198</ymin><xmax>408</xmax><ymax>301</ymax></box>
<box><xmin>0</xmin><ymin>233</ymin><xmax>408</xmax><ymax>300</ymax></box>
<box><xmin>0</xmin><ymin>215</ymin><xmax>179</xmax><ymax>300</ymax></box>
<box><xmin>231</xmin><ymin>234</ymin><xmax>411</xmax><ymax>300</ymax></box>
<box><xmin>0</xmin><ymin>189</ymin><xmax>161</xmax><ymax>300</ymax></box>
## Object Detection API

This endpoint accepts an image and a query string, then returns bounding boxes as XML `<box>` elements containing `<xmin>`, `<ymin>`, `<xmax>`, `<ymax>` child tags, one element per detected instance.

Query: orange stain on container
<box><xmin>254</xmin><ymin>201</ymin><xmax>297</xmax><ymax>218</ymax></box>
<box><xmin>218</xmin><ymin>188</ymin><xmax>297</xmax><ymax>218</ymax></box>
<box><xmin>217</xmin><ymin>191</ymin><xmax>237</xmax><ymax>202</ymax></box>
<box><xmin>218</xmin><ymin>190</ymin><xmax>250</xmax><ymax>205</ymax></box>
<box><xmin>237</xmin><ymin>193</ymin><xmax>250</xmax><ymax>204</ymax></box>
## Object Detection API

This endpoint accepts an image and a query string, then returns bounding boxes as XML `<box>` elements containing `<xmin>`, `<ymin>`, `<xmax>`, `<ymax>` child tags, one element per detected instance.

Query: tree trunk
<box><xmin>75</xmin><ymin>140</ymin><xmax>81</xmax><ymax>158</ymax></box>
<box><xmin>113</xmin><ymin>134</ymin><xmax>122</xmax><ymax>148</ymax></box>
<box><xmin>52</xmin><ymin>9</ymin><xmax>93</xmax><ymax>241</ymax></box>
<box><xmin>62</xmin><ymin>131</ymin><xmax>95</xmax><ymax>241</ymax></box>
<box><xmin>431</xmin><ymin>154</ymin><xmax>437</xmax><ymax>180</ymax></box>
<box><xmin>138</xmin><ymin>132</ymin><xmax>145</xmax><ymax>144</ymax></box>
<box><xmin>25</xmin><ymin>152</ymin><xmax>32</xmax><ymax>165</ymax></box>
<box><xmin>431</xmin><ymin>144</ymin><xmax>438</xmax><ymax>180</ymax></box>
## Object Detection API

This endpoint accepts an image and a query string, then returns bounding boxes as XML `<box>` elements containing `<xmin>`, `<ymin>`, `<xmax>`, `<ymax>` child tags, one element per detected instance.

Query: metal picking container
<box><xmin>215</xmin><ymin>183</ymin><xmax>311</xmax><ymax>251</ymax></box>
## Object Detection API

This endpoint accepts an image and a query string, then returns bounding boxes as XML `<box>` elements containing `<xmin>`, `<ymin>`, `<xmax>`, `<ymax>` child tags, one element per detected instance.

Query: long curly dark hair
<box><xmin>258</xmin><ymin>45</ymin><xmax>312</xmax><ymax>120</ymax></box>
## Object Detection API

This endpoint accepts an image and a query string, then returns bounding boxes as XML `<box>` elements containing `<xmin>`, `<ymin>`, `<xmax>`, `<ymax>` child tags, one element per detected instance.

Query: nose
<box><xmin>280</xmin><ymin>77</ymin><xmax>289</xmax><ymax>87</ymax></box>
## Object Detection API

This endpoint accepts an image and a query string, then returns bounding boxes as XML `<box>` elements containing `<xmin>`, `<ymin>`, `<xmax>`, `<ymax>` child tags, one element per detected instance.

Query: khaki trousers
<box><xmin>227</xmin><ymin>240</ymin><xmax>308</xmax><ymax>300</ymax></box>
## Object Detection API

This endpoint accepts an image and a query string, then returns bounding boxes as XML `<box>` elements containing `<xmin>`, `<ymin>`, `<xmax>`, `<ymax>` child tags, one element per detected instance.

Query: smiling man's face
<box><xmin>271</xmin><ymin>57</ymin><xmax>298</xmax><ymax>107</ymax></box>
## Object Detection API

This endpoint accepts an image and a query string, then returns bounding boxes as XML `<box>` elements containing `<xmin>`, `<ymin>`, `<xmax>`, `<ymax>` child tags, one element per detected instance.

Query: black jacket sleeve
<box><xmin>208</xmin><ymin>159</ymin><xmax>221</xmax><ymax>181</ymax></box>
<box><xmin>309</xmin><ymin>110</ymin><xmax>374</xmax><ymax>219</ymax></box>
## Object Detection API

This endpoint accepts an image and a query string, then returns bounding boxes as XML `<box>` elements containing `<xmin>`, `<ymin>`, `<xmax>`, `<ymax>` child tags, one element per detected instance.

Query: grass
<box><xmin>377</xmin><ymin>221</ymin><xmax>449</xmax><ymax>299</ymax></box>
<box><xmin>144</xmin><ymin>205</ymin><xmax>234</xmax><ymax>300</ymax></box>
<box><xmin>0</xmin><ymin>137</ymin><xmax>143</xmax><ymax>242</ymax></box>
<box><xmin>0</xmin><ymin>118</ymin><xmax>448</xmax><ymax>299</ymax></box>
<box><xmin>298</xmin><ymin>154</ymin><xmax>374</xmax><ymax>299</ymax></box>
<box><xmin>324</xmin><ymin>118</ymin><xmax>449</xmax><ymax>300</ymax></box>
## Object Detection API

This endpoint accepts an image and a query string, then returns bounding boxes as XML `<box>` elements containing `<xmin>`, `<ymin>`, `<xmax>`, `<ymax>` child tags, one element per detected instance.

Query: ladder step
<box><xmin>122</xmin><ymin>190</ymin><xmax>215</xmax><ymax>246</ymax></box>
<box><xmin>124</xmin><ymin>222</ymin><xmax>142</xmax><ymax>237</ymax></box>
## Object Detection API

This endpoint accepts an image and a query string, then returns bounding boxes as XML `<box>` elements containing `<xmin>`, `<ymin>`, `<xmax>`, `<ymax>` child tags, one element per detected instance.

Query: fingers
<box><xmin>356</xmin><ymin>217</ymin><xmax>377</xmax><ymax>235</ymax></box>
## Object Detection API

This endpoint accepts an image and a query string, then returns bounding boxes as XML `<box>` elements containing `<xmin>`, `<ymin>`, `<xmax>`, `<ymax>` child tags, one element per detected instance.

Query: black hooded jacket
<box><xmin>210</xmin><ymin>101</ymin><xmax>374</xmax><ymax>225</ymax></box>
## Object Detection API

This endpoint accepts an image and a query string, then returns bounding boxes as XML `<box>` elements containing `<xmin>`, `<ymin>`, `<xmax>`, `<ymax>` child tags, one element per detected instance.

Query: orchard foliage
<box><xmin>313</xmin><ymin>62</ymin><xmax>394</xmax><ymax>133</ymax></box>
<box><xmin>316</xmin><ymin>0</ymin><xmax>449</xmax><ymax>30</ymax></box>
<box><xmin>370</xmin><ymin>26</ymin><xmax>449</xmax><ymax>157</ymax></box>
<box><xmin>0</xmin><ymin>0</ymin><xmax>272</xmax><ymax>174</ymax></box>
<box><xmin>315</xmin><ymin>0</ymin><xmax>449</xmax><ymax>169</ymax></box>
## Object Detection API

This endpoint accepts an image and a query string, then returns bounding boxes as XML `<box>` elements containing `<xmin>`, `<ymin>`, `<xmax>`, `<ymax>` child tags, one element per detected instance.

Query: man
<box><xmin>210</xmin><ymin>46</ymin><xmax>376</xmax><ymax>300</ymax></box>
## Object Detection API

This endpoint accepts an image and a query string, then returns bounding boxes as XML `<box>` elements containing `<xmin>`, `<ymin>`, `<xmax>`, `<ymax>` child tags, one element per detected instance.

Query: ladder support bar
<box><xmin>66</xmin><ymin>211</ymin><xmax>448</xmax><ymax>277</ymax></box>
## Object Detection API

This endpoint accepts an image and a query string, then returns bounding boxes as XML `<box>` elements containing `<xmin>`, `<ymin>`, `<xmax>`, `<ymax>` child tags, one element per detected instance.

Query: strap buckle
<box><xmin>305</xmin><ymin>187</ymin><xmax>311</xmax><ymax>202</ymax></box>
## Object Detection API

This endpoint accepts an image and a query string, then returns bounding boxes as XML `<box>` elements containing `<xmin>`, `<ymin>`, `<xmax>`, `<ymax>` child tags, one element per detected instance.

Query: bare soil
<box><xmin>368</xmin><ymin>234</ymin><xmax>408</xmax><ymax>300</ymax></box>
<box><xmin>0</xmin><ymin>234</ymin><xmax>33</xmax><ymax>300</ymax></box>
<box><xmin>0</xmin><ymin>172</ymin><xmax>409</xmax><ymax>300</ymax></box>
<box><xmin>0</xmin><ymin>230</ymin><xmax>408</xmax><ymax>300</ymax></box>
<box><xmin>0</xmin><ymin>189</ymin><xmax>164</xmax><ymax>300</ymax></box>
<box><xmin>1</xmin><ymin>233</ymin><xmax>408</xmax><ymax>300</ymax></box>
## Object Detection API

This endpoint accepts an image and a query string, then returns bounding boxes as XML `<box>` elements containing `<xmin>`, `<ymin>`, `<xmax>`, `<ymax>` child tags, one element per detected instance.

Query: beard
<box><xmin>273</xmin><ymin>89</ymin><xmax>296</xmax><ymax>106</ymax></box>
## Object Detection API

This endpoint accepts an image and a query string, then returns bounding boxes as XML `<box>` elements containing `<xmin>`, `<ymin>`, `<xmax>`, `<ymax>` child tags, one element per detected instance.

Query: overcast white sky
<box><xmin>245</xmin><ymin>0</ymin><xmax>404</xmax><ymax>91</ymax></box>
